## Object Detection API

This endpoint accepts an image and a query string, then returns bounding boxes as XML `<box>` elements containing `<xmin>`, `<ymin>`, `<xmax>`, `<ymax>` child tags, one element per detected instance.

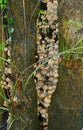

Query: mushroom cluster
<box><xmin>1</xmin><ymin>38</ymin><xmax>12</xmax><ymax>124</ymax></box>
<box><xmin>34</xmin><ymin>0</ymin><xmax>59</xmax><ymax>129</ymax></box>
<box><xmin>1</xmin><ymin>13</ymin><xmax>13</xmax><ymax>125</ymax></box>
<box><xmin>2</xmin><ymin>40</ymin><xmax>12</xmax><ymax>91</ymax></box>
<box><xmin>0</xmin><ymin>4</ymin><xmax>14</xmax><ymax>127</ymax></box>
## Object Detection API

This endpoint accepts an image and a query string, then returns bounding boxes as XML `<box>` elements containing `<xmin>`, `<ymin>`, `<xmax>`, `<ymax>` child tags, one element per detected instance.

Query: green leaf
<box><xmin>0</xmin><ymin>43</ymin><xmax>5</xmax><ymax>51</ymax></box>
<box><xmin>0</xmin><ymin>4</ymin><xmax>6</xmax><ymax>9</ymax></box>
<box><xmin>8</xmin><ymin>18</ymin><xmax>14</xmax><ymax>25</ymax></box>
<box><xmin>0</xmin><ymin>0</ymin><xmax>7</xmax><ymax>4</ymax></box>
<box><xmin>0</xmin><ymin>0</ymin><xmax>7</xmax><ymax>8</ymax></box>
<box><xmin>41</xmin><ymin>21</ymin><xmax>46</xmax><ymax>24</ymax></box>
<box><xmin>8</xmin><ymin>28</ymin><xmax>14</xmax><ymax>33</ymax></box>
<box><xmin>0</xmin><ymin>107</ymin><xmax>9</xmax><ymax>111</ymax></box>
<box><xmin>0</xmin><ymin>0</ymin><xmax>2</xmax><ymax>3</ymax></box>
<box><xmin>3</xmin><ymin>14</ymin><xmax>8</xmax><ymax>19</ymax></box>
<box><xmin>7</xmin><ymin>118</ymin><xmax>15</xmax><ymax>130</ymax></box>
<box><xmin>39</xmin><ymin>10</ymin><xmax>45</xmax><ymax>15</ymax></box>
<box><xmin>4</xmin><ymin>0</ymin><xmax>7</xmax><ymax>4</ymax></box>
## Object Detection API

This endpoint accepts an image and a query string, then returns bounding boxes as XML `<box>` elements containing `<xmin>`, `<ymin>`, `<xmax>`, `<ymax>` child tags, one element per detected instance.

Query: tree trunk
<box><xmin>49</xmin><ymin>0</ymin><xmax>83</xmax><ymax>130</ymax></box>
<box><xmin>7</xmin><ymin>0</ymin><xmax>39</xmax><ymax>130</ymax></box>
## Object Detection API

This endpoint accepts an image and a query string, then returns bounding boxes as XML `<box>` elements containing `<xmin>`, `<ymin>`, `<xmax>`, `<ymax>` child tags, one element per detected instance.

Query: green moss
<box><xmin>59</xmin><ymin>8</ymin><xmax>83</xmax><ymax>61</ymax></box>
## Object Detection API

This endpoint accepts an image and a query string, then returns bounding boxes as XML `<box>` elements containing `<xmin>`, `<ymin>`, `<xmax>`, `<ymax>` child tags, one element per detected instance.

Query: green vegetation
<box><xmin>8</xmin><ymin>28</ymin><xmax>14</xmax><ymax>33</ymax></box>
<box><xmin>59</xmin><ymin>19</ymin><xmax>83</xmax><ymax>61</ymax></box>
<box><xmin>0</xmin><ymin>1</ymin><xmax>83</xmax><ymax>130</ymax></box>
<box><xmin>0</xmin><ymin>0</ymin><xmax>7</xmax><ymax>8</ymax></box>
<box><xmin>68</xmin><ymin>20</ymin><xmax>83</xmax><ymax>30</ymax></box>
<box><xmin>8</xmin><ymin>18</ymin><xmax>14</xmax><ymax>25</ymax></box>
<box><xmin>39</xmin><ymin>10</ymin><xmax>45</xmax><ymax>15</ymax></box>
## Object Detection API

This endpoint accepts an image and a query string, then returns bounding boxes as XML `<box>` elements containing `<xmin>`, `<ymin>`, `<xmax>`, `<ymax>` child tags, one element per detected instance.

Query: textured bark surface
<box><xmin>49</xmin><ymin>0</ymin><xmax>83</xmax><ymax>130</ymax></box>
<box><xmin>7</xmin><ymin>1</ymin><xmax>39</xmax><ymax>130</ymax></box>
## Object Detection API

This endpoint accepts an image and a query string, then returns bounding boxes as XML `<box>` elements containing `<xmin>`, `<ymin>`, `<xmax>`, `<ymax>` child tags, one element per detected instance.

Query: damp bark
<box><xmin>7</xmin><ymin>1</ymin><xmax>39</xmax><ymax>130</ymax></box>
<box><xmin>49</xmin><ymin>0</ymin><xmax>83</xmax><ymax>130</ymax></box>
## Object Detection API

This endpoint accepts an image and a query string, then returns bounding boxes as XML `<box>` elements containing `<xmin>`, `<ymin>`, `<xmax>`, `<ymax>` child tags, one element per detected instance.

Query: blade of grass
<box><xmin>7</xmin><ymin>118</ymin><xmax>15</xmax><ymax>130</ymax></box>
<box><xmin>21</xmin><ymin>123</ymin><xmax>27</xmax><ymax>130</ymax></box>
<box><xmin>0</xmin><ymin>92</ymin><xmax>10</xmax><ymax>103</ymax></box>
<box><xmin>24</xmin><ymin>44</ymin><xmax>83</xmax><ymax>88</ymax></box>
<box><xmin>12</xmin><ymin>81</ymin><xmax>17</xmax><ymax>96</ymax></box>
<box><xmin>73</xmin><ymin>37</ymin><xmax>83</xmax><ymax>48</ymax></box>
<box><xmin>0</xmin><ymin>106</ymin><xmax>9</xmax><ymax>111</ymax></box>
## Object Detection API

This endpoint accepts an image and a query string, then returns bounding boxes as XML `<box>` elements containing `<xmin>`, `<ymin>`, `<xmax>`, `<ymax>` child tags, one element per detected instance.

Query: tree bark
<box><xmin>7</xmin><ymin>0</ymin><xmax>39</xmax><ymax>130</ymax></box>
<box><xmin>49</xmin><ymin>0</ymin><xmax>83</xmax><ymax>130</ymax></box>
